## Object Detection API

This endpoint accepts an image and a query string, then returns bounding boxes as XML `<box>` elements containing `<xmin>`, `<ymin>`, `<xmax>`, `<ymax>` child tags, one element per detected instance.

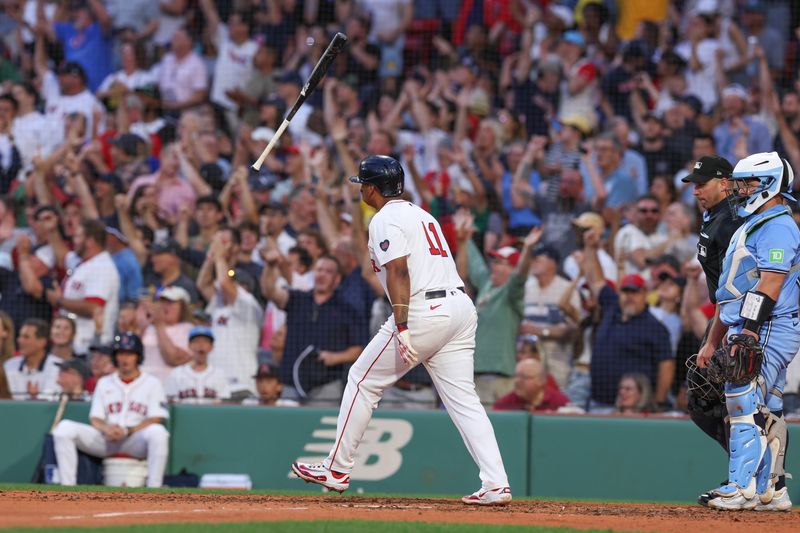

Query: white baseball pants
<box><xmin>52</xmin><ymin>420</ymin><xmax>169</xmax><ymax>487</ymax></box>
<box><xmin>324</xmin><ymin>289</ymin><xmax>509</xmax><ymax>489</ymax></box>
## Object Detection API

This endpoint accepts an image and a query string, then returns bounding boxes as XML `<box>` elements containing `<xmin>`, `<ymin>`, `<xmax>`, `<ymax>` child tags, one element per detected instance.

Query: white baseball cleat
<box><xmin>707</xmin><ymin>484</ymin><xmax>757</xmax><ymax>511</ymax></box>
<box><xmin>291</xmin><ymin>461</ymin><xmax>350</xmax><ymax>493</ymax></box>
<box><xmin>754</xmin><ymin>487</ymin><xmax>792</xmax><ymax>512</ymax></box>
<box><xmin>461</xmin><ymin>486</ymin><xmax>512</xmax><ymax>506</ymax></box>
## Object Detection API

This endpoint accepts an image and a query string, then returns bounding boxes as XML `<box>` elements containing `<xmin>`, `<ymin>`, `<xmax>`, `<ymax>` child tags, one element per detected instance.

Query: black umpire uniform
<box><xmin>681</xmin><ymin>155</ymin><xmax>742</xmax><ymax>451</ymax></box>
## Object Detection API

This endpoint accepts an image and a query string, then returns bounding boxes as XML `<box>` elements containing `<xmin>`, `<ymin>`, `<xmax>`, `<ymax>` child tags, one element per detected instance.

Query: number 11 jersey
<box><xmin>367</xmin><ymin>200</ymin><xmax>465</xmax><ymax>300</ymax></box>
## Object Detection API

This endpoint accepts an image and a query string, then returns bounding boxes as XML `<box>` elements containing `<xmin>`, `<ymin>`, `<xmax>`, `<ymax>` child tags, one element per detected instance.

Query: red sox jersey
<box><xmin>164</xmin><ymin>363</ymin><xmax>230</xmax><ymax>404</ymax></box>
<box><xmin>63</xmin><ymin>250</ymin><xmax>120</xmax><ymax>354</ymax></box>
<box><xmin>368</xmin><ymin>200</ymin><xmax>464</xmax><ymax>299</ymax></box>
<box><xmin>90</xmin><ymin>372</ymin><xmax>169</xmax><ymax>427</ymax></box>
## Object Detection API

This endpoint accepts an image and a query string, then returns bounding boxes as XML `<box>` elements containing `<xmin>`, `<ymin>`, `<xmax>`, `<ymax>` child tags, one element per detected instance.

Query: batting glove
<box><xmin>396</xmin><ymin>329</ymin><xmax>419</xmax><ymax>365</ymax></box>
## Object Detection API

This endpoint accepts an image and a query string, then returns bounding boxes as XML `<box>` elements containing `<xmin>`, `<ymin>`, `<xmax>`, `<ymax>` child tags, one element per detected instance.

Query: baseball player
<box><xmin>697</xmin><ymin>152</ymin><xmax>799</xmax><ymax>511</ymax></box>
<box><xmin>51</xmin><ymin>332</ymin><xmax>170</xmax><ymax>487</ymax></box>
<box><xmin>164</xmin><ymin>326</ymin><xmax>230</xmax><ymax>404</ymax></box>
<box><xmin>291</xmin><ymin>155</ymin><xmax>512</xmax><ymax>505</ymax></box>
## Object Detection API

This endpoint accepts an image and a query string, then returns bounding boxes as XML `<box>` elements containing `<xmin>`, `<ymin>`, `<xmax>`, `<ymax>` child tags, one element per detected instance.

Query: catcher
<box><xmin>697</xmin><ymin>152</ymin><xmax>799</xmax><ymax>511</ymax></box>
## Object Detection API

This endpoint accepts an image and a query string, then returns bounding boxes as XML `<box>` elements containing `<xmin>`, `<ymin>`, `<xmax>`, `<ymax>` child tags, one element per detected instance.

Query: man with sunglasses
<box><xmin>614</xmin><ymin>194</ymin><xmax>670</xmax><ymax>276</ymax></box>
<box><xmin>696</xmin><ymin>152</ymin><xmax>799</xmax><ymax>511</ymax></box>
<box><xmin>581</xmin><ymin>227</ymin><xmax>673</xmax><ymax>412</ymax></box>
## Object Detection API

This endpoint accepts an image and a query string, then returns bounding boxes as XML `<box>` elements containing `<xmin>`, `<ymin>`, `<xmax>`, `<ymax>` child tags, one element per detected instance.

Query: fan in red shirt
<box><xmin>494</xmin><ymin>358</ymin><xmax>569</xmax><ymax>412</ymax></box>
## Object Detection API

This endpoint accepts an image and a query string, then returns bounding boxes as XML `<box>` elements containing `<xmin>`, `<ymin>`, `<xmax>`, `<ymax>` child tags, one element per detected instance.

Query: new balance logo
<box><xmin>292</xmin><ymin>416</ymin><xmax>413</xmax><ymax>481</ymax></box>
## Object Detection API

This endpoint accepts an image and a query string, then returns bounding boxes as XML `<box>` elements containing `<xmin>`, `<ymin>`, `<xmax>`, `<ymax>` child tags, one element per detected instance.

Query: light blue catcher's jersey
<box><xmin>716</xmin><ymin>205</ymin><xmax>800</xmax><ymax>327</ymax></box>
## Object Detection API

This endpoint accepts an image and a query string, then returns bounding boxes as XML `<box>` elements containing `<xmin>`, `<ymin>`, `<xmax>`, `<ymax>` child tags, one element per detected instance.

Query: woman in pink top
<box><xmin>138</xmin><ymin>285</ymin><xmax>194</xmax><ymax>384</ymax></box>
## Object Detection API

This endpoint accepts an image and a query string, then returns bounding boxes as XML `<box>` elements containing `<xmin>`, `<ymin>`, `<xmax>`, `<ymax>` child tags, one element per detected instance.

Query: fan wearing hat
<box><xmin>198</xmin><ymin>230</ymin><xmax>264</xmax><ymax>397</ymax></box>
<box><xmin>455</xmin><ymin>210</ymin><xmax>545</xmax><ymax>405</ymax></box>
<box><xmin>42</xmin><ymin>57</ymin><xmax>105</xmax><ymax>146</ymax></box>
<box><xmin>146</xmin><ymin>238</ymin><xmax>200</xmax><ymax>304</ymax></box>
<box><xmin>164</xmin><ymin>326</ymin><xmax>229</xmax><ymax>404</ymax></box>
<box><xmin>713</xmin><ymin>83</ymin><xmax>771</xmax><ymax>165</ymax></box>
<box><xmin>139</xmin><ymin>285</ymin><xmax>194</xmax><ymax>385</ymax></box>
<box><xmin>56</xmin><ymin>358</ymin><xmax>91</xmax><ymax>401</ymax></box>
<box><xmin>563</xmin><ymin>212</ymin><xmax>618</xmax><ymax>282</ymax></box>
<box><xmin>242</xmin><ymin>361</ymin><xmax>285</xmax><ymax>407</ymax></box>
<box><xmin>520</xmin><ymin>243</ymin><xmax>581</xmax><ymax>388</ymax></box>
<box><xmin>581</xmin><ymin>229</ymin><xmax>674</xmax><ymax>412</ymax></box>
<box><xmin>556</xmin><ymin>29</ymin><xmax>598</xmax><ymax>129</ymax></box>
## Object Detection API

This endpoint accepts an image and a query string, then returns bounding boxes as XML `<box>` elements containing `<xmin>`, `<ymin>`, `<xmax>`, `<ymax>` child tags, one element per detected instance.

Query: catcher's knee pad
<box><xmin>725</xmin><ymin>380</ymin><xmax>767</xmax><ymax>498</ymax></box>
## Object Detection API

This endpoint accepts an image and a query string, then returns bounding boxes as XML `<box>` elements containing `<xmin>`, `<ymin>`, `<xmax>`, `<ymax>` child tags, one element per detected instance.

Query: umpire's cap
<box><xmin>111</xmin><ymin>332</ymin><xmax>144</xmax><ymax>366</ymax></box>
<box><xmin>681</xmin><ymin>155</ymin><xmax>733</xmax><ymax>184</ymax></box>
<box><xmin>349</xmin><ymin>155</ymin><xmax>404</xmax><ymax>197</ymax></box>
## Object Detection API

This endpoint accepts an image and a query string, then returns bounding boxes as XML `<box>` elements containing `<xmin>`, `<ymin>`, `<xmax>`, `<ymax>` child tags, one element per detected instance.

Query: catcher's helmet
<box><xmin>111</xmin><ymin>331</ymin><xmax>144</xmax><ymax>366</ymax></box>
<box><xmin>349</xmin><ymin>155</ymin><xmax>404</xmax><ymax>197</ymax></box>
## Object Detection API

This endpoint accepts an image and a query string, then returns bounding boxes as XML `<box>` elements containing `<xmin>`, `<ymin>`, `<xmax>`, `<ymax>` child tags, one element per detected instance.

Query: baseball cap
<box><xmin>681</xmin><ymin>155</ymin><xmax>733</xmax><ymax>184</ymax></box>
<box><xmin>283</xmin><ymin>145</ymin><xmax>302</xmax><ymax>156</ymax></box>
<box><xmin>251</xmin><ymin>127</ymin><xmax>275</xmax><ymax>142</ymax></box>
<box><xmin>110</xmin><ymin>133</ymin><xmax>145</xmax><ymax>157</ymax></box>
<box><xmin>679</xmin><ymin>95</ymin><xmax>703</xmax><ymax>115</ymax></box>
<box><xmin>531</xmin><ymin>244</ymin><xmax>561</xmax><ymax>264</ymax></box>
<box><xmin>488</xmin><ymin>246</ymin><xmax>521</xmax><ymax>267</ymax></box>
<box><xmin>260</xmin><ymin>200</ymin><xmax>287</xmax><ymax>214</ymax></box>
<box><xmin>560</xmin><ymin>114</ymin><xmax>591</xmax><ymax>136</ymax></box>
<box><xmin>619</xmin><ymin>273</ymin><xmax>646</xmax><ymax>291</ymax></box>
<box><xmin>89</xmin><ymin>343</ymin><xmax>113</xmax><ymax>356</ymax></box>
<box><xmin>150</xmin><ymin>239</ymin><xmax>181</xmax><ymax>256</ymax></box>
<box><xmin>158</xmin><ymin>285</ymin><xmax>191</xmax><ymax>304</ymax></box>
<box><xmin>722</xmin><ymin>84</ymin><xmax>748</xmax><ymax>101</ymax></box>
<box><xmin>561</xmin><ymin>30</ymin><xmax>585</xmax><ymax>48</ymax></box>
<box><xmin>105</xmin><ymin>225</ymin><xmax>128</xmax><ymax>244</ymax></box>
<box><xmin>56</xmin><ymin>358</ymin><xmax>91</xmax><ymax>380</ymax></box>
<box><xmin>572</xmin><ymin>212</ymin><xmax>605</xmax><ymax>231</ymax></box>
<box><xmin>548</xmin><ymin>5</ymin><xmax>574</xmax><ymax>27</ymax></box>
<box><xmin>57</xmin><ymin>61</ymin><xmax>86</xmax><ymax>81</ymax></box>
<box><xmin>249</xmin><ymin>172</ymin><xmax>279</xmax><ymax>192</ymax></box>
<box><xmin>253</xmin><ymin>361</ymin><xmax>280</xmax><ymax>380</ymax></box>
<box><xmin>743</xmin><ymin>0</ymin><xmax>766</xmax><ymax>14</ymax></box>
<box><xmin>188</xmin><ymin>325</ymin><xmax>214</xmax><ymax>343</ymax></box>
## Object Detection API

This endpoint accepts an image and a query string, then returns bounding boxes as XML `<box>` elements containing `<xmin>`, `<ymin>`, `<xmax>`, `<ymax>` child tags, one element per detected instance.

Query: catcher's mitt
<box><xmin>707</xmin><ymin>333</ymin><xmax>764</xmax><ymax>386</ymax></box>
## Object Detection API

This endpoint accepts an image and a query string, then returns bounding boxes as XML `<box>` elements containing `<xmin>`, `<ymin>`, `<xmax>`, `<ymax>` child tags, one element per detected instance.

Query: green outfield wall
<box><xmin>1</xmin><ymin>400</ymin><xmax>797</xmax><ymax>503</ymax></box>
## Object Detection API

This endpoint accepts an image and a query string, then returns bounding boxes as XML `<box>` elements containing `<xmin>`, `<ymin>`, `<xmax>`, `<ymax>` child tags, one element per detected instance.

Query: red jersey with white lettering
<box><xmin>164</xmin><ymin>363</ymin><xmax>230</xmax><ymax>404</ymax></box>
<box><xmin>368</xmin><ymin>200</ymin><xmax>464</xmax><ymax>300</ymax></box>
<box><xmin>90</xmin><ymin>372</ymin><xmax>168</xmax><ymax>426</ymax></box>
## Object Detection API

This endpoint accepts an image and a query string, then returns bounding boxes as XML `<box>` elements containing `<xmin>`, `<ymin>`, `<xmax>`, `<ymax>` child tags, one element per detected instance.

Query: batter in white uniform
<box><xmin>292</xmin><ymin>155</ymin><xmax>512</xmax><ymax>505</ymax></box>
<box><xmin>52</xmin><ymin>333</ymin><xmax>170</xmax><ymax>487</ymax></box>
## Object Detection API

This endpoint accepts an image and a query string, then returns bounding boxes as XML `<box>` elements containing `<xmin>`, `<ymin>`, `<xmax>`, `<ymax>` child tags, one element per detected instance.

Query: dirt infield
<box><xmin>1</xmin><ymin>490</ymin><xmax>797</xmax><ymax>532</ymax></box>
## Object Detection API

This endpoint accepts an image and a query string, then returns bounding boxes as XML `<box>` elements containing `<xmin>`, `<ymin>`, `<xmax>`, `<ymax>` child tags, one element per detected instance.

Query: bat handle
<box><xmin>252</xmin><ymin>119</ymin><xmax>290</xmax><ymax>171</ymax></box>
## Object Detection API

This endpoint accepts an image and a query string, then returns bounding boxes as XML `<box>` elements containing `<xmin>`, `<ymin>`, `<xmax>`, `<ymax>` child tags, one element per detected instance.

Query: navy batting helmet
<box><xmin>111</xmin><ymin>332</ymin><xmax>144</xmax><ymax>366</ymax></box>
<box><xmin>349</xmin><ymin>155</ymin><xmax>404</xmax><ymax>197</ymax></box>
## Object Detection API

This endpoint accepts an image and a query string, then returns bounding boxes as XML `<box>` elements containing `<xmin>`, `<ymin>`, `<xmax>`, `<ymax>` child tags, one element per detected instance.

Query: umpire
<box><xmin>681</xmin><ymin>155</ymin><xmax>741</xmax><ymax>504</ymax></box>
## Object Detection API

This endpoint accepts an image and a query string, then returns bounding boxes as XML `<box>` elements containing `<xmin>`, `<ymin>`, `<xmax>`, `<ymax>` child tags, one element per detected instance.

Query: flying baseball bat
<box><xmin>251</xmin><ymin>32</ymin><xmax>348</xmax><ymax>171</ymax></box>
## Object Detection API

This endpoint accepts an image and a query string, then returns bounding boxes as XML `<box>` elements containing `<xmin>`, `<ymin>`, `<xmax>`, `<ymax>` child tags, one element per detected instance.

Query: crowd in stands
<box><xmin>1</xmin><ymin>0</ymin><xmax>800</xmax><ymax>416</ymax></box>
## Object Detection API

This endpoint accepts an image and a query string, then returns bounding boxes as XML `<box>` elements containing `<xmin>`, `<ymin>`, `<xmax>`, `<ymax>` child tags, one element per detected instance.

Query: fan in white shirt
<box><xmin>2</xmin><ymin>319</ymin><xmax>62</xmax><ymax>400</ymax></box>
<box><xmin>199</xmin><ymin>0</ymin><xmax>257</xmax><ymax>128</ymax></box>
<box><xmin>164</xmin><ymin>326</ymin><xmax>230</xmax><ymax>404</ymax></box>
<box><xmin>96</xmin><ymin>42</ymin><xmax>155</xmax><ymax>99</ymax></box>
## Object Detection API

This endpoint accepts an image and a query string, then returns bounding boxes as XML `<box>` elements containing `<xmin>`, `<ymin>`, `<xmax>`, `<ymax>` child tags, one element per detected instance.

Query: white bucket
<box><xmin>103</xmin><ymin>457</ymin><xmax>148</xmax><ymax>487</ymax></box>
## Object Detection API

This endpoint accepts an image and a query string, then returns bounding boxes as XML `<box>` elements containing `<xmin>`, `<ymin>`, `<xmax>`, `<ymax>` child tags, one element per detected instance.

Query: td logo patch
<box><xmin>380</xmin><ymin>240</ymin><xmax>390</xmax><ymax>251</ymax></box>
<box><xmin>769</xmin><ymin>249</ymin><xmax>784</xmax><ymax>263</ymax></box>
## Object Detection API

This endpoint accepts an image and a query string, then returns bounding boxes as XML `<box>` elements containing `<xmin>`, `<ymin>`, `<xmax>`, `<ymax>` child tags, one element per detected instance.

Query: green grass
<box><xmin>1</xmin><ymin>521</ymin><xmax>627</xmax><ymax>533</ymax></box>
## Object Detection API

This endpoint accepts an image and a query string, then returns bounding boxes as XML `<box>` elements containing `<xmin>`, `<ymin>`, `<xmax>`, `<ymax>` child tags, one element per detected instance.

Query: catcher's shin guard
<box><xmin>725</xmin><ymin>380</ymin><xmax>767</xmax><ymax>499</ymax></box>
